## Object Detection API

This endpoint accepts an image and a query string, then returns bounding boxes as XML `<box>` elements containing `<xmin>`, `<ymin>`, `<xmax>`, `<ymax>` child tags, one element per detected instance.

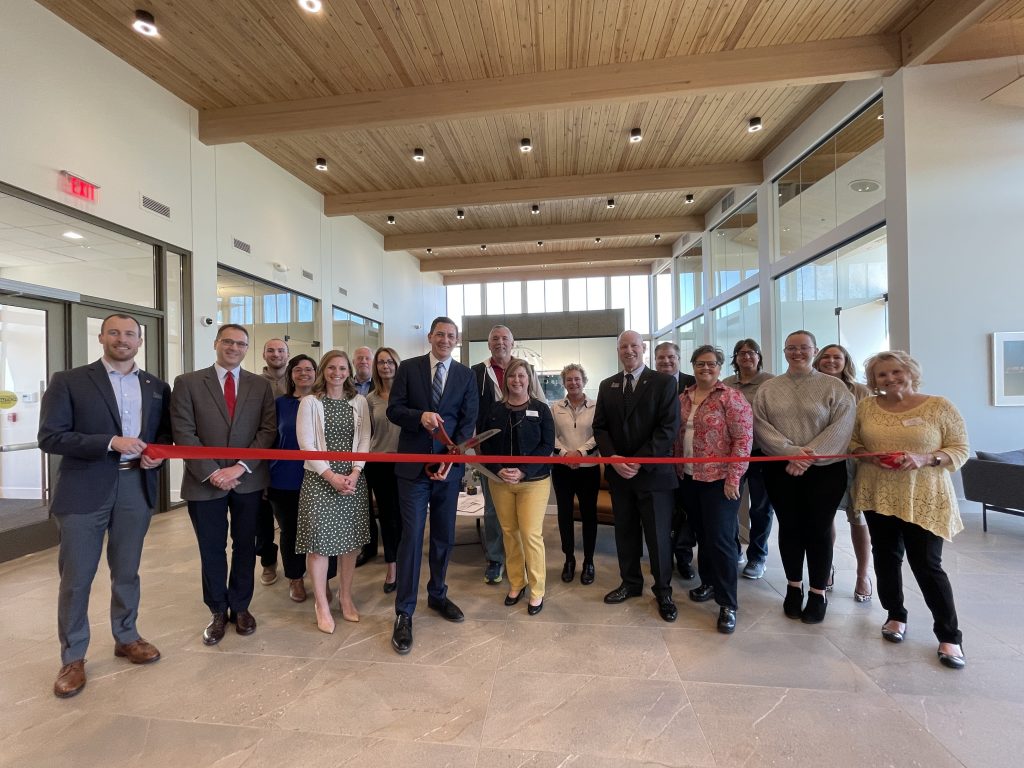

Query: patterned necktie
<box><xmin>224</xmin><ymin>370</ymin><xmax>236</xmax><ymax>420</ymax></box>
<box><xmin>431</xmin><ymin>361</ymin><xmax>444</xmax><ymax>410</ymax></box>
<box><xmin>623</xmin><ymin>372</ymin><xmax>635</xmax><ymax>410</ymax></box>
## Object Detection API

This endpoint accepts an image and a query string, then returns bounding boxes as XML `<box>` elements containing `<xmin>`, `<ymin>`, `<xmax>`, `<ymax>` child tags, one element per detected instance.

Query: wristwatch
<box><xmin>929</xmin><ymin>454</ymin><xmax>941</xmax><ymax>467</ymax></box>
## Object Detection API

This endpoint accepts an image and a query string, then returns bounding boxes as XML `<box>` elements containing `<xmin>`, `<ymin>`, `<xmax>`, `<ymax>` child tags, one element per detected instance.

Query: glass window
<box><xmin>773</xmin><ymin>226</ymin><xmax>887</xmax><ymax>373</ymax></box>
<box><xmin>777</xmin><ymin>99</ymin><xmax>884</xmax><ymax>258</ymax></box>
<box><xmin>628</xmin><ymin>275</ymin><xmax>650</xmax><ymax>335</ymax></box>
<box><xmin>463</xmin><ymin>283</ymin><xmax>482</xmax><ymax>317</ymax></box>
<box><xmin>504</xmin><ymin>281</ymin><xmax>522</xmax><ymax>314</ymax></box>
<box><xmin>545</xmin><ymin>279</ymin><xmax>563</xmax><ymax>312</ymax></box>
<box><xmin>712</xmin><ymin>289</ymin><xmax>760</xmax><ymax>359</ymax></box>
<box><xmin>567</xmin><ymin>278</ymin><xmax>587</xmax><ymax>311</ymax></box>
<box><xmin>332</xmin><ymin>306</ymin><xmax>381</xmax><ymax>355</ymax></box>
<box><xmin>526</xmin><ymin>280</ymin><xmax>545</xmax><ymax>313</ymax></box>
<box><xmin>446</xmin><ymin>285</ymin><xmax>465</xmax><ymax>330</ymax></box>
<box><xmin>485</xmin><ymin>282</ymin><xmax>504</xmax><ymax>314</ymax></box>
<box><xmin>677</xmin><ymin>315</ymin><xmax>705</xmax><ymax>368</ymax></box>
<box><xmin>654</xmin><ymin>269</ymin><xmax>672</xmax><ymax>331</ymax></box>
<box><xmin>676</xmin><ymin>242</ymin><xmax>703</xmax><ymax>317</ymax></box>
<box><xmin>710</xmin><ymin>196</ymin><xmax>758</xmax><ymax>296</ymax></box>
<box><xmin>587</xmin><ymin>277</ymin><xmax>606</xmax><ymax>310</ymax></box>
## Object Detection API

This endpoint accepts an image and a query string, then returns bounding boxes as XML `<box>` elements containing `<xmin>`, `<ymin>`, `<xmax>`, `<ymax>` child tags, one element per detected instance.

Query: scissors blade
<box><xmin>464</xmin><ymin>450</ymin><xmax>504</xmax><ymax>484</ymax></box>
<box><xmin>457</xmin><ymin>428</ymin><xmax>501</xmax><ymax>453</ymax></box>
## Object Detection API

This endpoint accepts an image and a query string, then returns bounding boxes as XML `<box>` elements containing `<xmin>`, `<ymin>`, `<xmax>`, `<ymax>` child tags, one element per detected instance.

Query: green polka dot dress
<box><xmin>296</xmin><ymin>397</ymin><xmax>370</xmax><ymax>556</ymax></box>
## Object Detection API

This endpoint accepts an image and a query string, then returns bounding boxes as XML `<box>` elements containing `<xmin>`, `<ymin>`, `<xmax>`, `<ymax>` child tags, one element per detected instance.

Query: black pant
<box><xmin>361</xmin><ymin>479</ymin><xmax>380</xmax><ymax>558</ymax></box>
<box><xmin>255</xmin><ymin>497</ymin><xmax>278</xmax><ymax>568</ymax></box>
<box><xmin>267</xmin><ymin>487</ymin><xmax>336</xmax><ymax>581</ymax></box>
<box><xmin>762</xmin><ymin>461</ymin><xmax>846</xmax><ymax>590</ymax></box>
<box><xmin>551</xmin><ymin>464</ymin><xmax>600</xmax><ymax>561</ymax></box>
<box><xmin>187</xmin><ymin>489</ymin><xmax>262</xmax><ymax>614</ymax></box>
<box><xmin>864</xmin><ymin>511</ymin><xmax>962</xmax><ymax>644</ymax></box>
<box><xmin>609</xmin><ymin>481</ymin><xmax>674</xmax><ymax>599</ymax></box>
<box><xmin>680</xmin><ymin>475</ymin><xmax>740</xmax><ymax>609</ymax></box>
<box><xmin>742</xmin><ymin>451</ymin><xmax>774</xmax><ymax>564</ymax></box>
<box><xmin>671</xmin><ymin>487</ymin><xmax>697</xmax><ymax>568</ymax></box>
<box><xmin>365</xmin><ymin>461</ymin><xmax>403</xmax><ymax>563</ymax></box>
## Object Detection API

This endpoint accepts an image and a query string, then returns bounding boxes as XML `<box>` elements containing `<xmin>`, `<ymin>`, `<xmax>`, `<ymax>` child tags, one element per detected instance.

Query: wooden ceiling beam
<box><xmin>900</xmin><ymin>0</ymin><xmax>1003</xmax><ymax>66</ymax></box>
<box><xmin>421</xmin><ymin>246</ymin><xmax>670</xmax><ymax>273</ymax></box>
<box><xmin>385</xmin><ymin>217</ymin><xmax>699</xmax><ymax>252</ymax></box>
<box><xmin>324</xmin><ymin>162</ymin><xmax>760</xmax><ymax>216</ymax></box>
<box><xmin>199</xmin><ymin>35</ymin><xmax>900</xmax><ymax>145</ymax></box>
<box><xmin>443</xmin><ymin>264</ymin><xmax>651</xmax><ymax>285</ymax></box>
<box><xmin>930</xmin><ymin>17</ymin><xmax>1024</xmax><ymax>65</ymax></box>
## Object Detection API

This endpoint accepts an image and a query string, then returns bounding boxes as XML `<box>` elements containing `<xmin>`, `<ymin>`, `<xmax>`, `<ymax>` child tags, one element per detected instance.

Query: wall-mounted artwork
<box><xmin>993</xmin><ymin>332</ymin><xmax>1024</xmax><ymax>406</ymax></box>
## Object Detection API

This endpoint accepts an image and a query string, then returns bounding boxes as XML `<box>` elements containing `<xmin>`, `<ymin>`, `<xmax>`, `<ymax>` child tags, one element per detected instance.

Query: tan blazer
<box><xmin>170</xmin><ymin>366</ymin><xmax>277</xmax><ymax>501</ymax></box>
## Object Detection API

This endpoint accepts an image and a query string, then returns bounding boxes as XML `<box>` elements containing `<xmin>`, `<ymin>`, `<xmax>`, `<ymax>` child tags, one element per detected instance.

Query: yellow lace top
<box><xmin>850</xmin><ymin>396</ymin><xmax>969</xmax><ymax>541</ymax></box>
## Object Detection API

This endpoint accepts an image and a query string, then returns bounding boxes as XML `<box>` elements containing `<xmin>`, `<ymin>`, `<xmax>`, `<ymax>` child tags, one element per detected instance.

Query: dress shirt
<box><xmin>212</xmin><ymin>363</ymin><xmax>251</xmax><ymax>474</ymax></box>
<box><xmin>428</xmin><ymin>353</ymin><xmax>451</xmax><ymax>398</ymax></box>
<box><xmin>353</xmin><ymin>377</ymin><xmax>373</xmax><ymax>396</ymax></box>
<box><xmin>103</xmin><ymin>358</ymin><xmax>141</xmax><ymax>458</ymax></box>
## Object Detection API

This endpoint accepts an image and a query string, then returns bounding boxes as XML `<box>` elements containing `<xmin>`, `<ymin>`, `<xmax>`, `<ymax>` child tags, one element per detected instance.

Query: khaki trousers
<box><xmin>490</xmin><ymin>477</ymin><xmax>551</xmax><ymax>598</ymax></box>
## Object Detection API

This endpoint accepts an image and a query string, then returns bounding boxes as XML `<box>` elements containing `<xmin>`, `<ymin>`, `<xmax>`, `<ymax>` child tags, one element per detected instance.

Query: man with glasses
<box><xmin>171</xmin><ymin>324</ymin><xmax>277</xmax><ymax>646</ymax></box>
<box><xmin>654</xmin><ymin>341</ymin><xmax>698</xmax><ymax>581</ymax></box>
<box><xmin>256</xmin><ymin>338</ymin><xmax>289</xmax><ymax>587</ymax></box>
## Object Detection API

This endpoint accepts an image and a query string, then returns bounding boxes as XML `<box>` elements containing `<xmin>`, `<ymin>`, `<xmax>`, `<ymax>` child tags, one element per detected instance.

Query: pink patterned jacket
<box><xmin>675</xmin><ymin>381</ymin><xmax>753</xmax><ymax>486</ymax></box>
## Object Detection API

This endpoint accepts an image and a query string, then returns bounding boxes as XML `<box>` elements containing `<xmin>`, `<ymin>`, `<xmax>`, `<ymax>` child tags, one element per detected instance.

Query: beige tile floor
<box><xmin>2</xmin><ymin>503</ymin><xmax>1023</xmax><ymax>767</ymax></box>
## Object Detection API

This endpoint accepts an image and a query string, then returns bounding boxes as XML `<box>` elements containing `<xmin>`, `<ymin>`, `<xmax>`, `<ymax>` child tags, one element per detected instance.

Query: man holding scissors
<box><xmin>386</xmin><ymin>316</ymin><xmax>479</xmax><ymax>654</ymax></box>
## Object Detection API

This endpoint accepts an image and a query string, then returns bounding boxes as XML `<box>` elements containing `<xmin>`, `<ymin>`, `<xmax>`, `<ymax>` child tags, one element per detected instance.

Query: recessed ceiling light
<box><xmin>607</xmin><ymin>199</ymin><xmax>615</xmax><ymax>209</ymax></box>
<box><xmin>132</xmin><ymin>9</ymin><xmax>158</xmax><ymax>36</ymax></box>
<box><xmin>748</xmin><ymin>117</ymin><xmax>762</xmax><ymax>133</ymax></box>
<box><xmin>412</xmin><ymin>147</ymin><xmax>425</xmax><ymax>162</ymax></box>
<box><xmin>877</xmin><ymin>113</ymin><xmax>884</xmax><ymax>120</ymax></box>
<box><xmin>629</xmin><ymin>127</ymin><xmax>642</xmax><ymax>143</ymax></box>
<box><xmin>595</xmin><ymin>237</ymin><xmax>602</xmax><ymax>243</ymax></box>
<box><xmin>684</xmin><ymin>194</ymin><xmax>694</xmax><ymax>204</ymax></box>
<box><xmin>62</xmin><ymin>231</ymin><xmax>84</xmax><ymax>240</ymax></box>
<box><xmin>849</xmin><ymin>179</ymin><xmax>880</xmax><ymax>193</ymax></box>
<box><xmin>654</xmin><ymin>234</ymin><xmax>661</xmax><ymax>240</ymax></box>
<box><xmin>520</xmin><ymin>138</ymin><xmax>532</xmax><ymax>153</ymax></box>
<box><xmin>537</xmin><ymin>241</ymin><xmax>544</xmax><ymax>246</ymax></box>
<box><xmin>314</xmin><ymin>157</ymin><xmax>328</xmax><ymax>171</ymax></box>
<box><xmin>456</xmin><ymin>209</ymin><xmax>465</xmax><ymax>220</ymax></box>
<box><xmin>531</xmin><ymin>204</ymin><xmax>540</xmax><ymax>215</ymax></box>
<box><xmin>480</xmin><ymin>244</ymin><xmax>487</xmax><ymax>251</ymax></box>
<box><xmin>387</xmin><ymin>215</ymin><xmax>396</xmax><ymax>225</ymax></box>
<box><xmin>426</xmin><ymin>248</ymin><xmax>433</xmax><ymax>254</ymax></box>
<box><xmin>298</xmin><ymin>0</ymin><xmax>323</xmax><ymax>11</ymax></box>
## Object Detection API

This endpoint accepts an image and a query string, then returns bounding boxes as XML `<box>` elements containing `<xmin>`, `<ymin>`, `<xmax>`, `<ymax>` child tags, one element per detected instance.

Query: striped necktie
<box><xmin>431</xmin><ymin>361</ymin><xmax>444</xmax><ymax>410</ymax></box>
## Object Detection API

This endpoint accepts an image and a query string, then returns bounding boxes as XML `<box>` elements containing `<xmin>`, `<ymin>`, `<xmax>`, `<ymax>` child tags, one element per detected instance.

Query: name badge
<box><xmin>526</xmin><ymin>409</ymin><xmax>539</xmax><ymax>417</ymax></box>
<box><xmin>901</xmin><ymin>417</ymin><xmax>925</xmax><ymax>427</ymax></box>
<box><xmin>611</xmin><ymin>382</ymin><xmax>621</xmax><ymax>389</ymax></box>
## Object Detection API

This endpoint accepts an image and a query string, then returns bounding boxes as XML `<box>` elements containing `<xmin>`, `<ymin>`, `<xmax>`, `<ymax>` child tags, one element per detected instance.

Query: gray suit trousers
<box><xmin>55</xmin><ymin>468</ymin><xmax>153</xmax><ymax>664</ymax></box>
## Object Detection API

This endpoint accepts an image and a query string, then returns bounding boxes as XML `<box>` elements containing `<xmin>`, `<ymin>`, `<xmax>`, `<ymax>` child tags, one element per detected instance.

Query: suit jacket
<box><xmin>38</xmin><ymin>360</ymin><xmax>171</xmax><ymax>514</ymax></box>
<box><xmin>471</xmin><ymin>360</ymin><xmax>501</xmax><ymax>431</ymax></box>
<box><xmin>593</xmin><ymin>367</ymin><xmax>680</xmax><ymax>491</ymax></box>
<box><xmin>170</xmin><ymin>366</ymin><xmax>277</xmax><ymax>501</ymax></box>
<box><xmin>387</xmin><ymin>354</ymin><xmax>479</xmax><ymax>481</ymax></box>
<box><xmin>677</xmin><ymin>372</ymin><xmax>697</xmax><ymax>392</ymax></box>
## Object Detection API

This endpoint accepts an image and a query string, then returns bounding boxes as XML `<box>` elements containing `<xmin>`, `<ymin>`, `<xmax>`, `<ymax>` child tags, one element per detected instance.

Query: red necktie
<box><xmin>224</xmin><ymin>371</ymin><xmax>236</xmax><ymax>420</ymax></box>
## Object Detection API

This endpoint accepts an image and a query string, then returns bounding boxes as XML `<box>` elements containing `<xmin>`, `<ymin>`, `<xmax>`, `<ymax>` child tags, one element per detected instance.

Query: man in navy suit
<box><xmin>387</xmin><ymin>316</ymin><xmax>479</xmax><ymax>654</ymax></box>
<box><xmin>38</xmin><ymin>314</ymin><xmax>171</xmax><ymax>698</ymax></box>
<box><xmin>594</xmin><ymin>330</ymin><xmax>681</xmax><ymax>622</ymax></box>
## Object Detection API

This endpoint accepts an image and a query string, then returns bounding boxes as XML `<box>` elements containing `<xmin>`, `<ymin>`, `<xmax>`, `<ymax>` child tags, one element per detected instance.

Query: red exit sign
<box><xmin>59</xmin><ymin>171</ymin><xmax>100</xmax><ymax>202</ymax></box>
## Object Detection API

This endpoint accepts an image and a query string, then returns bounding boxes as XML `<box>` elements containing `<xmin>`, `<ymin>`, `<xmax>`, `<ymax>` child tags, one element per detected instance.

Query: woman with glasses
<box><xmin>812</xmin><ymin>343</ymin><xmax>874</xmax><ymax>602</ymax></box>
<box><xmin>479</xmin><ymin>358</ymin><xmax>555</xmax><ymax>615</ymax></box>
<box><xmin>364</xmin><ymin>347</ymin><xmax>402</xmax><ymax>594</ymax></box>
<box><xmin>722</xmin><ymin>339</ymin><xmax>775</xmax><ymax>579</ymax></box>
<box><xmin>296</xmin><ymin>350</ymin><xmax>370</xmax><ymax>633</ymax></box>
<box><xmin>676</xmin><ymin>345</ymin><xmax>753</xmax><ymax>634</ymax></box>
<box><xmin>753</xmin><ymin>331</ymin><xmax>855</xmax><ymax>624</ymax></box>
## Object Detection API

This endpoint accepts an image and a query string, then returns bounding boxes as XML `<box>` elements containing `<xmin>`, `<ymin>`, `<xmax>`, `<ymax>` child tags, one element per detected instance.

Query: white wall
<box><xmin>1</xmin><ymin>0</ymin><xmax>435</xmax><ymax>368</ymax></box>
<box><xmin>891</xmin><ymin>59</ymin><xmax>1024</xmax><ymax>452</ymax></box>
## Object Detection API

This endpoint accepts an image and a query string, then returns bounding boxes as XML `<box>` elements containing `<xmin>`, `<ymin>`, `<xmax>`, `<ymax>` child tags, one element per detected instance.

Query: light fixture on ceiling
<box><xmin>747</xmin><ymin>117</ymin><xmax>762</xmax><ymax>133</ymax></box>
<box><xmin>273</xmin><ymin>262</ymin><xmax>289</xmax><ymax>273</ymax></box>
<box><xmin>877</xmin><ymin>113</ymin><xmax>884</xmax><ymax>120</ymax></box>
<box><xmin>537</xmin><ymin>241</ymin><xmax>544</xmax><ymax>246</ymax></box>
<box><xmin>684</xmin><ymin>193</ymin><xmax>694</xmax><ymax>204</ymax></box>
<box><xmin>62</xmin><ymin>231</ymin><xmax>84</xmax><ymax>240</ymax></box>
<box><xmin>298</xmin><ymin>0</ymin><xmax>323</xmax><ymax>11</ymax></box>
<box><xmin>629</xmin><ymin>127</ymin><xmax>642</xmax><ymax>143</ymax></box>
<box><xmin>607</xmin><ymin>198</ymin><xmax>615</xmax><ymax>209</ymax></box>
<box><xmin>412</xmin><ymin>147</ymin><xmax>425</xmax><ymax>162</ymax></box>
<box><xmin>456</xmin><ymin>209</ymin><xmax>465</xmax><ymax>220</ymax></box>
<box><xmin>849</xmin><ymin>179</ymin><xmax>880</xmax><ymax>193</ymax></box>
<box><xmin>595</xmin><ymin>237</ymin><xmax>601</xmax><ymax>243</ymax></box>
<box><xmin>387</xmin><ymin>215</ymin><xmax>396</xmax><ymax>225</ymax></box>
<box><xmin>653</xmin><ymin>234</ymin><xmax>661</xmax><ymax>240</ymax></box>
<box><xmin>132</xmin><ymin>9</ymin><xmax>158</xmax><ymax>36</ymax></box>
<box><xmin>520</xmin><ymin>138</ymin><xmax>532</xmax><ymax>153</ymax></box>
<box><xmin>480</xmin><ymin>244</ymin><xmax>487</xmax><ymax>251</ymax></box>
<box><xmin>426</xmin><ymin>248</ymin><xmax>433</xmax><ymax>254</ymax></box>
<box><xmin>531</xmin><ymin>204</ymin><xmax>540</xmax><ymax>215</ymax></box>
<box><xmin>314</xmin><ymin>157</ymin><xmax>328</xmax><ymax>171</ymax></box>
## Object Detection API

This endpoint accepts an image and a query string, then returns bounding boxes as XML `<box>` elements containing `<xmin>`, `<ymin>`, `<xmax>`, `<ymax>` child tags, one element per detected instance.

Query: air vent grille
<box><xmin>301</xmin><ymin>269</ymin><xmax>313</xmax><ymax>280</ymax></box>
<box><xmin>720</xmin><ymin>192</ymin><xmax>735</xmax><ymax>213</ymax></box>
<box><xmin>372</xmin><ymin>302</ymin><xmax>380</xmax><ymax>310</ymax></box>
<box><xmin>338</xmin><ymin>287</ymin><xmax>348</xmax><ymax>296</ymax></box>
<box><xmin>232</xmin><ymin>238</ymin><xmax>251</xmax><ymax>254</ymax></box>
<box><xmin>141</xmin><ymin>194</ymin><xmax>170</xmax><ymax>218</ymax></box>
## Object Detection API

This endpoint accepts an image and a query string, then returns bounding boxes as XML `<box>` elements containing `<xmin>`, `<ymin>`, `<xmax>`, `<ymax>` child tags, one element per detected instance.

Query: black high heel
<box><xmin>504</xmin><ymin>591</ymin><xmax>523</xmax><ymax>606</ymax></box>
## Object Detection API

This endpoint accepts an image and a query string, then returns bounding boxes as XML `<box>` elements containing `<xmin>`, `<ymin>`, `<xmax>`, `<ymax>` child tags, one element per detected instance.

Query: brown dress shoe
<box><xmin>289</xmin><ymin>578</ymin><xmax>306</xmax><ymax>602</ymax></box>
<box><xmin>54</xmin><ymin>659</ymin><xmax>86</xmax><ymax>698</ymax></box>
<box><xmin>203</xmin><ymin>612</ymin><xmax>228</xmax><ymax>646</ymax></box>
<box><xmin>260</xmin><ymin>565</ymin><xmax>278</xmax><ymax>586</ymax></box>
<box><xmin>234</xmin><ymin>610</ymin><xmax>257</xmax><ymax>636</ymax></box>
<box><xmin>114</xmin><ymin>638</ymin><xmax>161</xmax><ymax>664</ymax></box>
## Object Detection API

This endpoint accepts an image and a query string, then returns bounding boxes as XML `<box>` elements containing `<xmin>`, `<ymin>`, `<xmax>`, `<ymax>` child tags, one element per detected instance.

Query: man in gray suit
<box><xmin>38</xmin><ymin>313</ymin><xmax>171</xmax><ymax>698</ymax></box>
<box><xmin>171</xmin><ymin>323</ymin><xmax>276</xmax><ymax>646</ymax></box>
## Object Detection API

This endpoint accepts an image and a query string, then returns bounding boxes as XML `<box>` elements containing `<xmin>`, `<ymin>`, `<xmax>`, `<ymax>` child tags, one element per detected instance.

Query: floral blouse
<box><xmin>674</xmin><ymin>381</ymin><xmax>753</xmax><ymax>486</ymax></box>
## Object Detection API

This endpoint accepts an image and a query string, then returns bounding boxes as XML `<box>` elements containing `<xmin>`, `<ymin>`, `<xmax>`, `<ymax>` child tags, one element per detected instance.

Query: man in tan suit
<box><xmin>171</xmin><ymin>324</ymin><xmax>276</xmax><ymax>645</ymax></box>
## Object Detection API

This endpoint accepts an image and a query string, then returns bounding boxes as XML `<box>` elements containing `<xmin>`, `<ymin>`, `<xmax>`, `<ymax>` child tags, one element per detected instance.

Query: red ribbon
<box><xmin>144</xmin><ymin>444</ymin><xmax>898</xmax><ymax>466</ymax></box>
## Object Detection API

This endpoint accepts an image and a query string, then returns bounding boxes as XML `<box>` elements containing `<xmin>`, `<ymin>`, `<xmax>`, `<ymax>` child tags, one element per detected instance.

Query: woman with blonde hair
<box><xmin>296</xmin><ymin>350</ymin><xmax>370</xmax><ymax>633</ymax></box>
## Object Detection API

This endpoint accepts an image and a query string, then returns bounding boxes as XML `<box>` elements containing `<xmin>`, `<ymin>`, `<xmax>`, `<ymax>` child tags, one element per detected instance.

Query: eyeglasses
<box><xmin>736</xmin><ymin>350</ymin><xmax>758</xmax><ymax>358</ymax></box>
<box><xmin>784</xmin><ymin>345</ymin><xmax>814</xmax><ymax>353</ymax></box>
<box><xmin>693</xmin><ymin>361</ymin><xmax>720</xmax><ymax>369</ymax></box>
<box><xmin>377</xmin><ymin>359</ymin><xmax>396</xmax><ymax>366</ymax></box>
<box><xmin>218</xmin><ymin>339</ymin><xmax>249</xmax><ymax>348</ymax></box>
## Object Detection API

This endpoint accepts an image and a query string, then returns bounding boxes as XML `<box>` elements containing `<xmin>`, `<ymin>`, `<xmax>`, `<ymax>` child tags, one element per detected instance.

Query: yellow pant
<box><xmin>490</xmin><ymin>477</ymin><xmax>551</xmax><ymax>598</ymax></box>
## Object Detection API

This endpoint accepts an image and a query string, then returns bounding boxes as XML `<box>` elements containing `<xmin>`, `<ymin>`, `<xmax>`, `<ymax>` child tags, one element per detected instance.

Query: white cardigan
<box><xmin>296</xmin><ymin>393</ymin><xmax>370</xmax><ymax>475</ymax></box>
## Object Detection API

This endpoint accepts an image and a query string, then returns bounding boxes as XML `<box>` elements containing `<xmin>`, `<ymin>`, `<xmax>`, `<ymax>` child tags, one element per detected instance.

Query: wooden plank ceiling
<box><xmin>36</xmin><ymin>0</ymin><xmax>1020</xmax><ymax>282</ymax></box>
